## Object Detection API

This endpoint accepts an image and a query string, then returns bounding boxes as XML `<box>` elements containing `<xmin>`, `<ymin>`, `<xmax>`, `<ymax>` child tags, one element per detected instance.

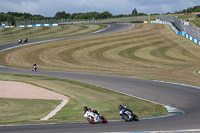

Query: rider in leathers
<box><xmin>84</xmin><ymin>106</ymin><xmax>100</xmax><ymax>116</ymax></box>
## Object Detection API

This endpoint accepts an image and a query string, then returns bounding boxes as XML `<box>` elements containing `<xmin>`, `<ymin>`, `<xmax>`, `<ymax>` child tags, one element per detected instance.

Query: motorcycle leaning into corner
<box><xmin>24</xmin><ymin>38</ymin><xmax>28</xmax><ymax>43</ymax></box>
<box><xmin>83</xmin><ymin>106</ymin><xmax>107</xmax><ymax>124</ymax></box>
<box><xmin>18</xmin><ymin>38</ymin><xmax>28</xmax><ymax>43</ymax></box>
<box><xmin>118</xmin><ymin>105</ymin><xmax>139</xmax><ymax>122</ymax></box>
<box><xmin>18</xmin><ymin>39</ymin><xmax>22</xmax><ymax>43</ymax></box>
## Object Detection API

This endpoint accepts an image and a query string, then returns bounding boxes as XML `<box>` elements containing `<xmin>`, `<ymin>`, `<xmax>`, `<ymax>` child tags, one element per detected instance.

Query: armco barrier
<box><xmin>1</xmin><ymin>24</ymin><xmax>58</xmax><ymax>28</ymax></box>
<box><xmin>0</xmin><ymin>26</ymin><xmax>14</xmax><ymax>28</ymax></box>
<box><xmin>17</xmin><ymin>24</ymin><xmax>58</xmax><ymax>28</ymax></box>
<box><xmin>151</xmin><ymin>21</ymin><xmax>200</xmax><ymax>45</ymax></box>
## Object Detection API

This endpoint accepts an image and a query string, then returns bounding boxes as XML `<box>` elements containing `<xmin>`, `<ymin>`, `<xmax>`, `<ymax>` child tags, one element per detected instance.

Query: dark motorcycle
<box><xmin>24</xmin><ymin>38</ymin><xmax>28</xmax><ymax>43</ymax></box>
<box><xmin>118</xmin><ymin>105</ymin><xmax>139</xmax><ymax>122</ymax></box>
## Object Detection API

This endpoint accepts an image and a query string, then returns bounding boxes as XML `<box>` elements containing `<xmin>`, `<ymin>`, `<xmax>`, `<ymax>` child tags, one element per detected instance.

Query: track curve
<box><xmin>0</xmin><ymin>24</ymin><xmax>200</xmax><ymax>133</ymax></box>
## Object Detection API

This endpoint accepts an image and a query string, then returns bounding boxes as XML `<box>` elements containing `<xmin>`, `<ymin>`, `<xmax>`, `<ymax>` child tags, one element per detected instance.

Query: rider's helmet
<box><xmin>84</xmin><ymin>106</ymin><xmax>88</xmax><ymax>111</ymax></box>
<box><xmin>118</xmin><ymin>104</ymin><xmax>123</xmax><ymax>110</ymax></box>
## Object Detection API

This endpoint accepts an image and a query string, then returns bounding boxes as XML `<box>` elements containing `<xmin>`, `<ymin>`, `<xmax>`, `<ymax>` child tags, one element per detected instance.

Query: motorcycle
<box><xmin>119</xmin><ymin>105</ymin><xmax>139</xmax><ymax>122</ymax></box>
<box><xmin>32</xmin><ymin>66</ymin><xmax>37</xmax><ymax>71</ymax></box>
<box><xmin>18</xmin><ymin>39</ymin><xmax>22</xmax><ymax>43</ymax></box>
<box><xmin>84</xmin><ymin>110</ymin><xmax>107</xmax><ymax>124</ymax></box>
<box><xmin>24</xmin><ymin>38</ymin><xmax>28</xmax><ymax>43</ymax></box>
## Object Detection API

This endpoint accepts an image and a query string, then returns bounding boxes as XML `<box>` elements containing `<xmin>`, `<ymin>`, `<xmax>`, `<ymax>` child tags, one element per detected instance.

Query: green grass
<box><xmin>175</xmin><ymin>14</ymin><xmax>196</xmax><ymax>20</ymax></box>
<box><xmin>0</xmin><ymin>98</ymin><xmax>60</xmax><ymax>124</ymax></box>
<box><xmin>0</xmin><ymin>72</ymin><xmax>167</xmax><ymax>125</ymax></box>
<box><xmin>0</xmin><ymin>24</ymin><xmax>108</xmax><ymax>44</ymax></box>
<box><xmin>1</xmin><ymin>23</ymin><xmax>200</xmax><ymax>125</ymax></box>
<box><xmin>1</xmin><ymin>23</ymin><xmax>200</xmax><ymax>87</ymax></box>
<box><xmin>190</xmin><ymin>18</ymin><xmax>200</xmax><ymax>27</ymax></box>
<box><xmin>149</xmin><ymin>15</ymin><xmax>158</xmax><ymax>21</ymax></box>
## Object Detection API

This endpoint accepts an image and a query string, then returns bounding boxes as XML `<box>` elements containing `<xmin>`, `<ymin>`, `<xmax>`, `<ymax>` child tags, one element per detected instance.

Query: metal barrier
<box><xmin>151</xmin><ymin>20</ymin><xmax>199</xmax><ymax>45</ymax></box>
<box><xmin>159</xmin><ymin>15</ymin><xmax>200</xmax><ymax>41</ymax></box>
<box><xmin>0</xmin><ymin>21</ymin><xmax>11</xmax><ymax>28</ymax></box>
<box><xmin>16</xmin><ymin>16</ymin><xmax>150</xmax><ymax>26</ymax></box>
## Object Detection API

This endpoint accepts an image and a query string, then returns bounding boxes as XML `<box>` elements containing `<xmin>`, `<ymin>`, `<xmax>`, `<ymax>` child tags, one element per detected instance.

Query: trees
<box><xmin>55</xmin><ymin>11</ymin><xmax>70</xmax><ymax>19</ymax></box>
<box><xmin>99</xmin><ymin>11</ymin><xmax>112</xmax><ymax>19</ymax></box>
<box><xmin>0</xmin><ymin>12</ymin><xmax>47</xmax><ymax>26</ymax></box>
<box><xmin>175</xmin><ymin>6</ymin><xmax>200</xmax><ymax>14</ymax></box>
<box><xmin>132</xmin><ymin>8</ymin><xmax>138</xmax><ymax>15</ymax></box>
<box><xmin>68</xmin><ymin>11</ymin><xmax>112</xmax><ymax>19</ymax></box>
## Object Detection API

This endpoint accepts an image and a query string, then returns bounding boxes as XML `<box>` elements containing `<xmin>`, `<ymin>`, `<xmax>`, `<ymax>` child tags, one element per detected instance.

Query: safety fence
<box><xmin>0</xmin><ymin>25</ymin><xmax>14</xmax><ymax>28</ymax></box>
<box><xmin>1</xmin><ymin>16</ymin><xmax>150</xmax><ymax>28</ymax></box>
<box><xmin>151</xmin><ymin>20</ymin><xmax>199</xmax><ymax>45</ymax></box>
<box><xmin>159</xmin><ymin>15</ymin><xmax>200</xmax><ymax>42</ymax></box>
<box><xmin>16</xmin><ymin>16</ymin><xmax>150</xmax><ymax>25</ymax></box>
<box><xmin>18</xmin><ymin>24</ymin><xmax>58</xmax><ymax>28</ymax></box>
<box><xmin>0</xmin><ymin>21</ymin><xmax>12</xmax><ymax>28</ymax></box>
<box><xmin>0</xmin><ymin>21</ymin><xmax>11</xmax><ymax>26</ymax></box>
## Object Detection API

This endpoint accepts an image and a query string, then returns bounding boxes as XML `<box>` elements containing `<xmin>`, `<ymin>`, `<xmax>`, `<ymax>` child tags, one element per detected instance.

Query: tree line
<box><xmin>1</xmin><ymin>5</ymin><xmax>200</xmax><ymax>26</ymax></box>
<box><xmin>0</xmin><ymin>9</ymin><xmax>147</xmax><ymax>26</ymax></box>
<box><xmin>172</xmin><ymin>6</ymin><xmax>200</xmax><ymax>14</ymax></box>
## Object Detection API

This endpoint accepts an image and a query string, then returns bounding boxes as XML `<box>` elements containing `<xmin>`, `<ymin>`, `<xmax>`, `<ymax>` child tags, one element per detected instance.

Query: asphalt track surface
<box><xmin>0</xmin><ymin>24</ymin><xmax>200</xmax><ymax>133</ymax></box>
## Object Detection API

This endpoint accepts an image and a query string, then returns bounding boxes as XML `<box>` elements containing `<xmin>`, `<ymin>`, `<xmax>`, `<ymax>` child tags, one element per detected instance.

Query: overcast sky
<box><xmin>0</xmin><ymin>0</ymin><xmax>199</xmax><ymax>16</ymax></box>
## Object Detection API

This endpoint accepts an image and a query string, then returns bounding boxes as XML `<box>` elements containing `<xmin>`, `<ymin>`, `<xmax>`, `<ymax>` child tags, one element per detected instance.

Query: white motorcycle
<box><xmin>18</xmin><ymin>39</ymin><xmax>22</xmax><ymax>43</ymax></box>
<box><xmin>84</xmin><ymin>110</ymin><xmax>107</xmax><ymax>124</ymax></box>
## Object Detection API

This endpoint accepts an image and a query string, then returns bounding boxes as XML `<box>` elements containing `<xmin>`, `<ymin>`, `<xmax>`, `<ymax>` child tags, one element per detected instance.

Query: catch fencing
<box><xmin>0</xmin><ymin>21</ymin><xmax>12</xmax><ymax>28</ymax></box>
<box><xmin>16</xmin><ymin>16</ymin><xmax>150</xmax><ymax>26</ymax></box>
<box><xmin>159</xmin><ymin>15</ymin><xmax>200</xmax><ymax>41</ymax></box>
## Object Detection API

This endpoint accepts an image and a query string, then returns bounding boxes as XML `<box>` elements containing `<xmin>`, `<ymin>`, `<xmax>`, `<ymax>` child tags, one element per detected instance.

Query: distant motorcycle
<box><xmin>24</xmin><ymin>38</ymin><xmax>28</xmax><ymax>43</ymax></box>
<box><xmin>118</xmin><ymin>105</ymin><xmax>139</xmax><ymax>122</ymax></box>
<box><xmin>32</xmin><ymin>66</ymin><xmax>37</xmax><ymax>71</ymax></box>
<box><xmin>18</xmin><ymin>39</ymin><xmax>22</xmax><ymax>43</ymax></box>
<box><xmin>84</xmin><ymin>107</ymin><xmax>107</xmax><ymax>124</ymax></box>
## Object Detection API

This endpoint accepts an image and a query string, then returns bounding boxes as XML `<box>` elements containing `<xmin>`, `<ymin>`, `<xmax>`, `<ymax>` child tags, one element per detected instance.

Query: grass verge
<box><xmin>0</xmin><ymin>24</ymin><xmax>108</xmax><ymax>44</ymax></box>
<box><xmin>0</xmin><ymin>72</ymin><xmax>167</xmax><ymax>125</ymax></box>
<box><xmin>1</xmin><ymin>23</ymin><xmax>200</xmax><ymax>87</ymax></box>
<box><xmin>0</xmin><ymin>98</ymin><xmax>60</xmax><ymax>125</ymax></box>
<box><xmin>190</xmin><ymin>18</ymin><xmax>200</xmax><ymax>27</ymax></box>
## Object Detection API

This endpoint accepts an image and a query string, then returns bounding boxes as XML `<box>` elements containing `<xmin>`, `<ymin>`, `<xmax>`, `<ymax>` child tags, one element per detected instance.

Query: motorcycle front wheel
<box><xmin>122</xmin><ymin>114</ymin><xmax>130</xmax><ymax>122</ymax></box>
<box><xmin>87</xmin><ymin>118</ymin><xmax>95</xmax><ymax>124</ymax></box>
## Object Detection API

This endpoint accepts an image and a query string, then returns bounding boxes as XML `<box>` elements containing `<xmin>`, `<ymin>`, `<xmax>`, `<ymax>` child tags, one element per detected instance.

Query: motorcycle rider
<box><xmin>118</xmin><ymin>104</ymin><xmax>132</xmax><ymax>112</ymax></box>
<box><xmin>118</xmin><ymin>104</ymin><xmax>139</xmax><ymax>121</ymax></box>
<box><xmin>24</xmin><ymin>38</ymin><xmax>28</xmax><ymax>42</ymax></box>
<box><xmin>84</xmin><ymin>106</ymin><xmax>100</xmax><ymax>116</ymax></box>
<box><xmin>18</xmin><ymin>39</ymin><xmax>22</xmax><ymax>43</ymax></box>
<box><xmin>32</xmin><ymin>62</ymin><xmax>37</xmax><ymax>71</ymax></box>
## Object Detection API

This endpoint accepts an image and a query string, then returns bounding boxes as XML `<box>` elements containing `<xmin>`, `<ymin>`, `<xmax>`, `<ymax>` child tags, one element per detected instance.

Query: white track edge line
<box><xmin>40</xmin><ymin>99</ymin><xmax>68</xmax><ymax>121</ymax></box>
<box><xmin>92</xmin><ymin>25</ymin><xmax>111</xmax><ymax>33</ymax></box>
<box><xmin>102</xmin><ymin>129</ymin><xmax>200</xmax><ymax>133</ymax></box>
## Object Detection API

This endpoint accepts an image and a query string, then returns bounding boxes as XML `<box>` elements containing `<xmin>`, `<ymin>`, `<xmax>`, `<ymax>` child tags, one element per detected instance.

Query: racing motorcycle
<box><xmin>24</xmin><ymin>38</ymin><xmax>28</xmax><ymax>43</ymax></box>
<box><xmin>118</xmin><ymin>105</ymin><xmax>139</xmax><ymax>122</ymax></box>
<box><xmin>18</xmin><ymin>39</ymin><xmax>22</xmax><ymax>43</ymax></box>
<box><xmin>84</xmin><ymin>109</ymin><xmax>107</xmax><ymax>124</ymax></box>
<box><xmin>32</xmin><ymin>66</ymin><xmax>37</xmax><ymax>71</ymax></box>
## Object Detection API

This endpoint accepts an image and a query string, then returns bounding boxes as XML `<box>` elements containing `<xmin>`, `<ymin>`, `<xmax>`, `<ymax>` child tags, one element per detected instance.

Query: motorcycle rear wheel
<box><xmin>122</xmin><ymin>114</ymin><xmax>130</xmax><ymax>122</ymax></box>
<box><xmin>101</xmin><ymin>116</ymin><xmax>107</xmax><ymax>123</ymax></box>
<box><xmin>133</xmin><ymin>115</ymin><xmax>139</xmax><ymax>121</ymax></box>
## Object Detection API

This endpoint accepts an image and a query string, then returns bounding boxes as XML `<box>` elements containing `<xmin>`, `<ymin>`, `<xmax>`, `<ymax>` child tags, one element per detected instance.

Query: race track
<box><xmin>0</xmin><ymin>24</ymin><xmax>200</xmax><ymax>133</ymax></box>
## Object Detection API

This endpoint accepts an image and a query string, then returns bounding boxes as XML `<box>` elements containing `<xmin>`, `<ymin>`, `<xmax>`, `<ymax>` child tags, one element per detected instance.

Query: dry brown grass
<box><xmin>0</xmin><ymin>24</ymin><xmax>106</xmax><ymax>43</ymax></box>
<box><xmin>1</xmin><ymin>23</ymin><xmax>200</xmax><ymax>87</ymax></box>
